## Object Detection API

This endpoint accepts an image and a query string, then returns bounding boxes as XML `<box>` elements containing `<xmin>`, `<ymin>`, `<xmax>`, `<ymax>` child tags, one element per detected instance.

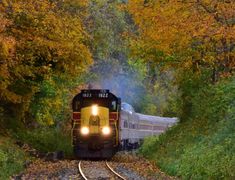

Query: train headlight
<box><xmin>102</xmin><ymin>126</ymin><xmax>111</xmax><ymax>135</ymax></box>
<box><xmin>92</xmin><ymin>105</ymin><xmax>98</xmax><ymax>116</ymax></box>
<box><xmin>80</xmin><ymin>127</ymin><xmax>89</xmax><ymax>135</ymax></box>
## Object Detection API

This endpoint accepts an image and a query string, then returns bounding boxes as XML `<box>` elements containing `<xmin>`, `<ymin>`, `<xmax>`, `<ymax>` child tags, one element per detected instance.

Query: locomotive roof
<box><xmin>81</xmin><ymin>89</ymin><xmax>110</xmax><ymax>93</ymax></box>
<box><xmin>73</xmin><ymin>89</ymin><xmax>120</xmax><ymax>102</ymax></box>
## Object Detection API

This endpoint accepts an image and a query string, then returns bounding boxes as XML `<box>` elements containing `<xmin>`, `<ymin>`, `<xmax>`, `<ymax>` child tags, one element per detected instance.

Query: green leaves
<box><xmin>139</xmin><ymin>77</ymin><xmax>235</xmax><ymax>179</ymax></box>
<box><xmin>0</xmin><ymin>137</ymin><xmax>27</xmax><ymax>179</ymax></box>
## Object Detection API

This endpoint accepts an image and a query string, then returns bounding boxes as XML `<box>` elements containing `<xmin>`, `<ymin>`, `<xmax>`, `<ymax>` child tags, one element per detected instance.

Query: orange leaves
<box><xmin>127</xmin><ymin>0</ymin><xmax>235</xmax><ymax>77</ymax></box>
<box><xmin>7</xmin><ymin>0</ymin><xmax>92</xmax><ymax>75</ymax></box>
<box><xmin>0</xmin><ymin>0</ymin><xmax>93</xmax><ymax>108</ymax></box>
<box><xmin>127</xmin><ymin>1</ymin><xmax>192</xmax><ymax>54</ymax></box>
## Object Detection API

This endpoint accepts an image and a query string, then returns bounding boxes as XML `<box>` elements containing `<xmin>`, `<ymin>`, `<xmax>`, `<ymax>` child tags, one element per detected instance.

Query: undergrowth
<box><xmin>139</xmin><ymin>77</ymin><xmax>235</xmax><ymax>179</ymax></box>
<box><xmin>0</xmin><ymin>136</ymin><xmax>29</xmax><ymax>179</ymax></box>
<box><xmin>16</xmin><ymin>127</ymin><xmax>73</xmax><ymax>157</ymax></box>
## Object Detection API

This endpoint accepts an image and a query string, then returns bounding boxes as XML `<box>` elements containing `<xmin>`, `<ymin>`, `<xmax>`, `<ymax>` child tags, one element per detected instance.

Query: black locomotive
<box><xmin>72</xmin><ymin>89</ymin><xmax>121</xmax><ymax>158</ymax></box>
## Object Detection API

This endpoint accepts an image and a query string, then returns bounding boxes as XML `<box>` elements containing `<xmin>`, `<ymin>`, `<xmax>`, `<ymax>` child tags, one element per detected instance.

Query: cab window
<box><xmin>111</xmin><ymin>101</ymin><xmax>117</xmax><ymax>111</ymax></box>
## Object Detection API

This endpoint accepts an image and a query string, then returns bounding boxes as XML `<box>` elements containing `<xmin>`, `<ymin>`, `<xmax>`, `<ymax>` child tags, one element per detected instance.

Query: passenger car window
<box><xmin>124</xmin><ymin>121</ymin><xmax>128</xmax><ymax>128</ymax></box>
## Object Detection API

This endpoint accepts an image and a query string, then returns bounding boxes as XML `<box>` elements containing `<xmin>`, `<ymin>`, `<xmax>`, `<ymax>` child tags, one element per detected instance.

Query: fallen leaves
<box><xmin>111</xmin><ymin>151</ymin><xmax>178</xmax><ymax>180</ymax></box>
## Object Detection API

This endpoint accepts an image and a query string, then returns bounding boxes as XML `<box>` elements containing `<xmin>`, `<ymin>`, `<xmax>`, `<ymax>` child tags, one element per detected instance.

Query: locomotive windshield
<box><xmin>74</xmin><ymin>98</ymin><xmax>117</xmax><ymax>111</ymax></box>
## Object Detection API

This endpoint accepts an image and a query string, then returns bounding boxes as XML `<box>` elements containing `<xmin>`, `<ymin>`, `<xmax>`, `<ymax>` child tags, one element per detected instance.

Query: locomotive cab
<box><xmin>72</xmin><ymin>89</ymin><xmax>121</xmax><ymax>158</ymax></box>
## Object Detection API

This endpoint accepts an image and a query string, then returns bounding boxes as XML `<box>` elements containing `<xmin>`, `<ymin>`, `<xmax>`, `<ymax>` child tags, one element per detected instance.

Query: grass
<box><xmin>16</xmin><ymin>127</ymin><xmax>73</xmax><ymax>157</ymax></box>
<box><xmin>0</xmin><ymin>136</ymin><xmax>29</xmax><ymax>179</ymax></box>
<box><xmin>0</xmin><ymin>123</ymin><xmax>72</xmax><ymax>179</ymax></box>
<box><xmin>139</xmin><ymin>77</ymin><xmax>235</xmax><ymax>179</ymax></box>
<box><xmin>0</xmin><ymin>126</ymin><xmax>72</xmax><ymax>179</ymax></box>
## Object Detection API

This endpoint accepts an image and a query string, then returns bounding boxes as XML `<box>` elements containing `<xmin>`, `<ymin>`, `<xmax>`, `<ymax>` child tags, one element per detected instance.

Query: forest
<box><xmin>0</xmin><ymin>0</ymin><xmax>234</xmax><ymax>179</ymax></box>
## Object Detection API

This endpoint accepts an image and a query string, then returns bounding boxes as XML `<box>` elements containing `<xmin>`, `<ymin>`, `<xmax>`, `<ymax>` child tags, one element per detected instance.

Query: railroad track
<box><xmin>78</xmin><ymin>160</ymin><xmax>126</xmax><ymax>180</ymax></box>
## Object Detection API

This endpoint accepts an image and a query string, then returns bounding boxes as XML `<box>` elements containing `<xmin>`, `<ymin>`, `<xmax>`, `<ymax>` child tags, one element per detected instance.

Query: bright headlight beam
<box><xmin>80</xmin><ymin>127</ymin><xmax>89</xmax><ymax>135</ymax></box>
<box><xmin>102</xmin><ymin>126</ymin><xmax>110</xmax><ymax>135</ymax></box>
<box><xmin>92</xmin><ymin>105</ymin><xmax>98</xmax><ymax>116</ymax></box>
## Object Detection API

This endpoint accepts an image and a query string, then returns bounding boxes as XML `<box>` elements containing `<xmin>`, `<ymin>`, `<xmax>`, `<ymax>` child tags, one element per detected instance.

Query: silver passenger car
<box><xmin>120</xmin><ymin>102</ymin><xmax>178</xmax><ymax>149</ymax></box>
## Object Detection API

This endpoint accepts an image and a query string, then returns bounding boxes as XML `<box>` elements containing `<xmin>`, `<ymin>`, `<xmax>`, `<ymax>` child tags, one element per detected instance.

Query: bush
<box><xmin>0</xmin><ymin>136</ymin><xmax>28</xmax><ymax>179</ymax></box>
<box><xmin>139</xmin><ymin>136</ymin><xmax>159</xmax><ymax>158</ymax></box>
<box><xmin>139</xmin><ymin>76</ymin><xmax>235</xmax><ymax>179</ymax></box>
<box><xmin>16</xmin><ymin>127</ymin><xmax>73</xmax><ymax>157</ymax></box>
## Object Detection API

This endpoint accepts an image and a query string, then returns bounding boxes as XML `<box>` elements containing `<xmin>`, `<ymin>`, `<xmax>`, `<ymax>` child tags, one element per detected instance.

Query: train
<box><xmin>120</xmin><ymin>104</ymin><xmax>178</xmax><ymax>150</ymax></box>
<box><xmin>72</xmin><ymin>89</ymin><xmax>178</xmax><ymax>158</ymax></box>
<box><xmin>72</xmin><ymin>89</ymin><xmax>121</xmax><ymax>158</ymax></box>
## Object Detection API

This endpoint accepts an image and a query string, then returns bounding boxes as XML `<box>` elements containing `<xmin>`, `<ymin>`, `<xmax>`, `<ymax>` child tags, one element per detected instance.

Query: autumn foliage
<box><xmin>127</xmin><ymin>0</ymin><xmax>235</xmax><ymax>80</ymax></box>
<box><xmin>127</xmin><ymin>1</ymin><xmax>235</xmax><ymax>179</ymax></box>
<box><xmin>0</xmin><ymin>0</ymin><xmax>234</xmax><ymax>179</ymax></box>
<box><xmin>0</xmin><ymin>0</ymin><xmax>92</xmax><ymax>127</ymax></box>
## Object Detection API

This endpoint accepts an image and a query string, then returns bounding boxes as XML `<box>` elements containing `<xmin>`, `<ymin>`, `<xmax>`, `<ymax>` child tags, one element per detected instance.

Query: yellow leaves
<box><xmin>127</xmin><ymin>0</ymin><xmax>235</xmax><ymax>76</ymax></box>
<box><xmin>63</xmin><ymin>0</ymin><xmax>89</xmax><ymax>8</ymax></box>
<box><xmin>1</xmin><ymin>90</ymin><xmax>22</xmax><ymax>103</ymax></box>
<box><xmin>203</xmin><ymin>54</ymin><xmax>216</xmax><ymax>64</ymax></box>
<box><xmin>11</xmin><ymin>0</ymin><xmax>56</xmax><ymax>15</ymax></box>
<box><xmin>0</xmin><ymin>0</ymin><xmax>94</xmax><ymax>109</ymax></box>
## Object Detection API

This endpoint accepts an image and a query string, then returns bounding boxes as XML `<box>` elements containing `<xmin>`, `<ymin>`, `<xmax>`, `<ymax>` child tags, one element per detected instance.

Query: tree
<box><xmin>127</xmin><ymin>0</ymin><xmax>235</xmax><ymax>81</ymax></box>
<box><xmin>0</xmin><ymin>0</ymin><xmax>92</xmax><ymax>127</ymax></box>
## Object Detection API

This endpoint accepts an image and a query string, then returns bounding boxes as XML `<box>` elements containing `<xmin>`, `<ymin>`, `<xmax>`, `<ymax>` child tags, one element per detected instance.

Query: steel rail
<box><xmin>105</xmin><ymin>161</ymin><xmax>127</xmax><ymax>180</ymax></box>
<box><xmin>78</xmin><ymin>161</ymin><xmax>88</xmax><ymax>180</ymax></box>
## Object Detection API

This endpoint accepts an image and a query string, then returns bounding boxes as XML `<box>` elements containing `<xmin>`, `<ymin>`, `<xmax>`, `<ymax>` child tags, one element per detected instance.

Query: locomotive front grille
<box><xmin>87</xmin><ymin>134</ymin><xmax>113</xmax><ymax>150</ymax></box>
<box><xmin>88</xmin><ymin>135</ymin><xmax>102</xmax><ymax>150</ymax></box>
